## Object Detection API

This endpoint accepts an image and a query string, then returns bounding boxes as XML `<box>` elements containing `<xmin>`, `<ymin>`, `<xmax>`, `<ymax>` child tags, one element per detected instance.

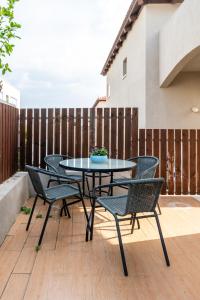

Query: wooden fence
<box><xmin>0</xmin><ymin>103</ymin><xmax>18</xmax><ymax>183</ymax></box>
<box><xmin>19</xmin><ymin>107</ymin><xmax>138</xmax><ymax>169</ymax></box>
<box><xmin>19</xmin><ymin>107</ymin><xmax>200</xmax><ymax>195</ymax></box>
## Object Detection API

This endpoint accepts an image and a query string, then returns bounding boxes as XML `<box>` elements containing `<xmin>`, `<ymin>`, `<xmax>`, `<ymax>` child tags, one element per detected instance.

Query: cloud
<box><xmin>4</xmin><ymin>0</ymin><xmax>132</xmax><ymax>107</ymax></box>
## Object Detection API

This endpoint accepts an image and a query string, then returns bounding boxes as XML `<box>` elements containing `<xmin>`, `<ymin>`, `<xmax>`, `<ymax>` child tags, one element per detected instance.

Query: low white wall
<box><xmin>0</xmin><ymin>172</ymin><xmax>29</xmax><ymax>245</ymax></box>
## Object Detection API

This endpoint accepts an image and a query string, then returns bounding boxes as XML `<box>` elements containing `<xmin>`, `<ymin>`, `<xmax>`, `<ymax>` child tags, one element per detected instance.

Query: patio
<box><xmin>0</xmin><ymin>195</ymin><xmax>200</xmax><ymax>299</ymax></box>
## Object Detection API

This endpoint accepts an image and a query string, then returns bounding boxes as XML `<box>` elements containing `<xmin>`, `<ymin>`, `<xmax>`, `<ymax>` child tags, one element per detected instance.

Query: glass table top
<box><xmin>59</xmin><ymin>158</ymin><xmax>135</xmax><ymax>172</ymax></box>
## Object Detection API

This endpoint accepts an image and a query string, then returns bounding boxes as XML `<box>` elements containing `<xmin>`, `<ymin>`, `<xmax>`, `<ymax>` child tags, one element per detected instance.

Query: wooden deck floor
<box><xmin>0</xmin><ymin>195</ymin><xmax>200</xmax><ymax>299</ymax></box>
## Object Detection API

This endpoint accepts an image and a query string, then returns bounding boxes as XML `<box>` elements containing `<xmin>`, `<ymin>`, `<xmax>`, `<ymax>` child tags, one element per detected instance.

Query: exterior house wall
<box><xmin>106</xmin><ymin>9</ymin><xmax>146</xmax><ymax>128</ymax></box>
<box><xmin>145</xmin><ymin>4</ymin><xmax>200</xmax><ymax>128</ymax></box>
<box><xmin>0</xmin><ymin>80</ymin><xmax>20</xmax><ymax>108</ymax></box>
<box><xmin>102</xmin><ymin>2</ymin><xmax>200</xmax><ymax>129</ymax></box>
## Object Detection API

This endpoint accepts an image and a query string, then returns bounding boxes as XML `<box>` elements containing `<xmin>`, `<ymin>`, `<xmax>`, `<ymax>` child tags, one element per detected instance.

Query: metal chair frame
<box><xmin>86</xmin><ymin>178</ymin><xmax>170</xmax><ymax>276</ymax></box>
<box><xmin>26</xmin><ymin>165</ymin><xmax>88</xmax><ymax>248</ymax></box>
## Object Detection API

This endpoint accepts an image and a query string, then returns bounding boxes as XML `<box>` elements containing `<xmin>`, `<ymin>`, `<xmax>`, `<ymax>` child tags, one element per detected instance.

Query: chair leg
<box><xmin>26</xmin><ymin>196</ymin><xmax>38</xmax><ymax>231</ymax></box>
<box><xmin>157</xmin><ymin>203</ymin><xmax>162</xmax><ymax>215</ymax></box>
<box><xmin>38</xmin><ymin>204</ymin><xmax>52</xmax><ymax>247</ymax></box>
<box><xmin>86</xmin><ymin>177</ymin><xmax>92</xmax><ymax>206</ymax></box>
<box><xmin>154</xmin><ymin>212</ymin><xmax>170</xmax><ymax>266</ymax></box>
<box><xmin>131</xmin><ymin>213</ymin><xmax>136</xmax><ymax>234</ymax></box>
<box><xmin>115</xmin><ymin>217</ymin><xmax>128</xmax><ymax>276</ymax></box>
<box><xmin>81</xmin><ymin>197</ymin><xmax>89</xmax><ymax>223</ymax></box>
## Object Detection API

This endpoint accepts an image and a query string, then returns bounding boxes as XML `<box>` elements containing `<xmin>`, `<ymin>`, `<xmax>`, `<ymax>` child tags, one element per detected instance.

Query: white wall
<box><xmin>0</xmin><ymin>80</ymin><xmax>20</xmax><ymax>108</ymax></box>
<box><xmin>106</xmin><ymin>8</ymin><xmax>146</xmax><ymax>128</ymax></box>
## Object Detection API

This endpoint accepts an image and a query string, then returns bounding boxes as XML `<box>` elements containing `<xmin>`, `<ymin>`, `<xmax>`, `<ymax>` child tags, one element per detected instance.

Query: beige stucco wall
<box><xmin>106</xmin><ymin>8</ymin><xmax>146</xmax><ymax>128</ymax></box>
<box><xmin>145</xmin><ymin>4</ymin><xmax>200</xmax><ymax>128</ymax></box>
<box><xmin>159</xmin><ymin>0</ymin><xmax>200</xmax><ymax>87</ymax></box>
<box><xmin>103</xmin><ymin>3</ymin><xmax>200</xmax><ymax>129</ymax></box>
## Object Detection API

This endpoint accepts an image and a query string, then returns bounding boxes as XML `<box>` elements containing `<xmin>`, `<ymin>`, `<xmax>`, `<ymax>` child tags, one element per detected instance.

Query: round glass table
<box><xmin>59</xmin><ymin>158</ymin><xmax>135</xmax><ymax>195</ymax></box>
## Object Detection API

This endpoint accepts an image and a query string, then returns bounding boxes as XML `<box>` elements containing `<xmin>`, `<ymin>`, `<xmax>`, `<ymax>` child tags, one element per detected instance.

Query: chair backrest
<box><xmin>126</xmin><ymin>178</ymin><xmax>164</xmax><ymax>214</ymax></box>
<box><xmin>44</xmin><ymin>154</ymin><xmax>71</xmax><ymax>176</ymax></box>
<box><xmin>129</xmin><ymin>156</ymin><xmax>159</xmax><ymax>179</ymax></box>
<box><xmin>26</xmin><ymin>165</ymin><xmax>46</xmax><ymax>198</ymax></box>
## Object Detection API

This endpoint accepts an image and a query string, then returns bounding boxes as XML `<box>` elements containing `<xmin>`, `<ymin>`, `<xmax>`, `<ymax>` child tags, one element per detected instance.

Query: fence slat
<box><xmin>26</xmin><ymin>109</ymin><xmax>33</xmax><ymax>165</ymax></box>
<box><xmin>175</xmin><ymin>130</ymin><xmax>181</xmax><ymax>195</ymax></box>
<box><xmin>168</xmin><ymin>129</ymin><xmax>174</xmax><ymax>195</ymax></box>
<box><xmin>182</xmin><ymin>130</ymin><xmax>189</xmax><ymax>195</ymax></box>
<box><xmin>68</xmin><ymin>108</ymin><xmax>75</xmax><ymax>157</ymax></box>
<box><xmin>104</xmin><ymin>108</ymin><xmax>110</xmax><ymax>157</ymax></box>
<box><xmin>97</xmin><ymin>108</ymin><xmax>102</xmax><ymax>148</ymax></box>
<box><xmin>40</xmin><ymin>109</ymin><xmax>46</xmax><ymax>167</ymax></box>
<box><xmin>111</xmin><ymin>108</ymin><xmax>117</xmax><ymax>158</ymax></box>
<box><xmin>61</xmin><ymin>108</ymin><xmax>68</xmax><ymax>155</ymax></box>
<box><xmin>34</xmin><ymin>109</ymin><xmax>39</xmax><ymax>167</ymax></box>
<box><xmin>55</xmin><ymin>108</ymin><xmax>60</xmax><ymax>154</ymax></box>
<box><xmin>139</xmin><ymin>129</ymin><xmax>145</xmax><ymax>156</ymax></box>
<box><xmin>153</xmin><ymin>129</ymin><xmax>160</xmax><ymax>178</ymax></box>
<box><xmin>190</xmin><ymin>130</ymin><xmax>196</xmax><ymax>194</ymax></box>
<box><xmin>161</xmin><ymin>130</ymin><xmax>167</xmax><ymax>194</ymax></box>
<box><xmin>20</xmin><ymin>109</ymin><xmax>26</xmax><ymax>170</ymax></box>
<box><xmin>48</xmin><ymin>109</ymin><xmax>53</xmax><ymax>155</ymax></box>
<box><xmin>89</xmin><ymin>108</ymin><xmax>95</xmax><ymax>150</ymax></box>
<box><xmin>75</xmin><ymin>108</ymin><xmax>81</xmax><ymax>157</ymax></box>
<box><xmin>0</xmin><ymin>104</ymin><xmax>2</xmax><ymax>182</ymax></box>
<box><xmin>125</xmin><ymin>108</ymin><xmax>131</xmax><ymax>159</ymax></box>
<box><xmin>197</xmin><ymin>130</ymin><xmax>200</xmax><ymax>194</ymax></box>
<box><xmin>132</xmin><ymin>108</ymin><xmax>138</xmax><ymax>157</ymax></box>
<box><xmin>118</xmin><ymin>108</ymin><xmax>124</xmax><ymax>159</ymax></box>
<box><xmin>146</xmin><ymin>129</ymin><xmax>152</xmax><ymax>156</ymax></box>
<box><xmin>82</xmin><ymin>108</ymin><xmax>88</xmax><ymax>157</ymax></box>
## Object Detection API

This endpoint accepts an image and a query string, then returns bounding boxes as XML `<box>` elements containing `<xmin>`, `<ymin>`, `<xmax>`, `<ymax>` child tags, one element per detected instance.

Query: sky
<box><xmin>3</xmin><ymin>0</ymin><xmax>132</xmax><ymax>108</ymax></box>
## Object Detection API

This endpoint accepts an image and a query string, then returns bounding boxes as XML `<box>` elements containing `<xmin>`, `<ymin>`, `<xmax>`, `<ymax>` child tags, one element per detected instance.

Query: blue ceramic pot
<box><xmin>90</xmin><ymin>155</ymin><xmax>108</xmax><ymax>163</ymax></box>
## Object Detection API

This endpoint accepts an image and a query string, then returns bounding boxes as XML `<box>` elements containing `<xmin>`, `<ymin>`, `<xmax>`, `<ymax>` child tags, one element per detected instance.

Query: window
<box><xmin>123</xmin><ymin>57</ymin><xmax>127</xmax><ymax>78</ymax></box>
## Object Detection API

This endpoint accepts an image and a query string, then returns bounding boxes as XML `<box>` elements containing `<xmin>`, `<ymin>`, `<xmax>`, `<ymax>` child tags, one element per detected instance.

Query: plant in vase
<box><xmin>90</xmin><ymin>147</ymin><xmax>108</xmax><ymax>163</ymax></box>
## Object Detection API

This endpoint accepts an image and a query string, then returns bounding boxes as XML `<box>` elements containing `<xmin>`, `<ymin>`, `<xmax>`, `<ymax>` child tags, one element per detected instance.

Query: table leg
<box><xmin>110</xmin><ymin>172</ymin><xmax>113</xmax><ymax>196</ymax></box>
<box><xmin>82</xmin><ymin>172</ymin><xmax>85</xmax><ymax>196</ymax></box>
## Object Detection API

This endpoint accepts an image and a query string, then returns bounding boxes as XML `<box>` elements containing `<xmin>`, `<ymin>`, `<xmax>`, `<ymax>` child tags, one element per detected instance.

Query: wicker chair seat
<box><xmin>45</xmin><ymin>184</ymin><xmax>79</xmax><ymax>201</ymax></box>
<box><xmin>97</xmin><ymin>195</ymin><xmax>128</xmax><ymax>216</ymax></box>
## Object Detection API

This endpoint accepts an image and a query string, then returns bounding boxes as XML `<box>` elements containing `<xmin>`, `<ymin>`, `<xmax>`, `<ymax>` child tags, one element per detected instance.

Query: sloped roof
<box><xmin>101</xmin><ymin>0</ymin><xmax>183</xmax><ymax>76</ymax></box>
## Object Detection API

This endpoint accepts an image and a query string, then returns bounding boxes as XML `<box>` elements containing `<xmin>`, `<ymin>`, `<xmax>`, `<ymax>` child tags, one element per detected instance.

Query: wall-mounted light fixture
<box><xmin>191</xmin><ymin>107</ymin><xmax>199</xmax><ymax>113</ymax></box>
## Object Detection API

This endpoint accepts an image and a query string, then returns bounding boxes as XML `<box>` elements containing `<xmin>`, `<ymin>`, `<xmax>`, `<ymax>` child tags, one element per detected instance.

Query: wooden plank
<box><xmin>146</xmin><ymin>129</ymin><xmax>153</xmax><ymax>156</ymax></box>
<box><xmin>125</xmin><ymin>108</ymin><xmax>131</xmax><ymax>159</ymax></box>
<box><xmin>131</xmin><ymin>108</ymin><xmax>138</xmax><ymax>157</ymax></box>
<box><xmin>167</xmin><ymin>130</ymin><xmax>175</xmax><ymax>195</ymax></box>
<box><xmin>20</xmin><ymin>109</ymin><xmax>26</xmax><ymax>170</ymax></box>
<box><xmin>118</xmin><ymin>108</ymin><xmax>124</xmax><ymax>159</ymax></box>
<box><xmin>97</xmin><ymin>108</ymin><xmax>103</xmax><ymax>148</ymax></box>
<box><xmin>82</xmin><ymin>108</ymin><xmax>88</xmax><ymax>157</ymax></box>
<box><xmin>111</xmin><ymin>108</ymin><xmax>117</xmax><ymax>158</ymax></box>
<box><xmin>61</xmin><ymin>108</ymin><xmax>68</xmax><ymax>155</ymax></box>
<box><xmin>40</xmin><ymin>109</ymin><xmax>46</xmax><ymax>168</ymax></box>
<box><xmin>55</xmin><ymin>108</ymin><xmax>60</xmax><ymax>154</ymax></box>
<box><xmin>1</xmin><ymin>274</ymin><xmax>29</xmax><ymax>300</ymax></box>
<box><xmin>182</xmin><ymin>130</ymin><xmax>189</xmax><ymax>195</ymax></box>
<box><xmin>104</xmin><ymin>108</ymin><xmax>110</xmax><ymax>157</ymax></box>
<box><xmin>33</xmin><ymin>109</ymin><xmax>39</xmax><ymax>167</ymax></box>
<box><xmin>26</xmin><ymin>109</ymin><xmax>32</xmax><ymax>165</ymax></box>
<box><xmin>75</xmin><ymin>108</ymin><xmax>81</xmax><ymax>157</ymax></box>
<box><xmin>89</xmin><ymin>108</ymin><xmax>95</xmax><ymax>151</ymax></box>
<box><xmin>161</xmin><ymin>129</ymin><xmax>167</xmax><ymax>194</ymax></box>
<box><xmin>68</xmin><ymin>108</ymin><xmax>74</xmax><ymax>157</ymax></box>
<box><xmin>175</xmin><ymin>130</ymin><xmax>181</xmax><ymax>195</ymax></box>
<box><xmin>139</xmin><ymin>129</ymin><xmax>145</xmax><ymax>156</ymax></box>
<box><xmin>190</xmin><ymin>130</ymin><xmax>196</xmax><ymax>195</ymax></box>
<box><xmin>153</xmin><ymin>129</ymin><xmax>160</xmax><ymax>177</ymax></box>
<box><xmin>197</xmin><ymin>130</ymin><xmax>200</xmax><ymax>194</ymax></box>
<box><xmin>47</xmin><ymin>109</ymin><xmax>53</xmax><ymax>155</ymax></box>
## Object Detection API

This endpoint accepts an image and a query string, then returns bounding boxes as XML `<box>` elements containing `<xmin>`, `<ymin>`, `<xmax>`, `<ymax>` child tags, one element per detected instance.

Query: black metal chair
<box><xmin>90</xmin><ymin>178</ymin><xmax>170</xmax><ymax>276</ymax></box>
<box><xmin>26</xmin><ymin>165</ymin><xmax>88</xmax><ymax>248</ymax></box>
<box><xmin>113</xmin><ymin>156</ymin><xmax>161</xmax><ymax>215</ymax></box>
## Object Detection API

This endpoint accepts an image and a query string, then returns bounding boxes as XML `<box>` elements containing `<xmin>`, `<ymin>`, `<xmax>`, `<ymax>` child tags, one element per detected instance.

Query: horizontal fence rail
<box><xmin>0</xmin><ymin>103</ymin><xmax>18</xmax><ymax>183</ymax></box>
<box><xmin>19</xmin><ymin>107</ymin><xmax>138</xmax><ymax>169</ymax></box>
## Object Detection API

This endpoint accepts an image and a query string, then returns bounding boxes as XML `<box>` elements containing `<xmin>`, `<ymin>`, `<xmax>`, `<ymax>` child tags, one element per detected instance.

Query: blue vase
<box><xmin>90</xmin><ymin>155</ymin><xmax>108</xmax><ymax>163</ymax></box>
